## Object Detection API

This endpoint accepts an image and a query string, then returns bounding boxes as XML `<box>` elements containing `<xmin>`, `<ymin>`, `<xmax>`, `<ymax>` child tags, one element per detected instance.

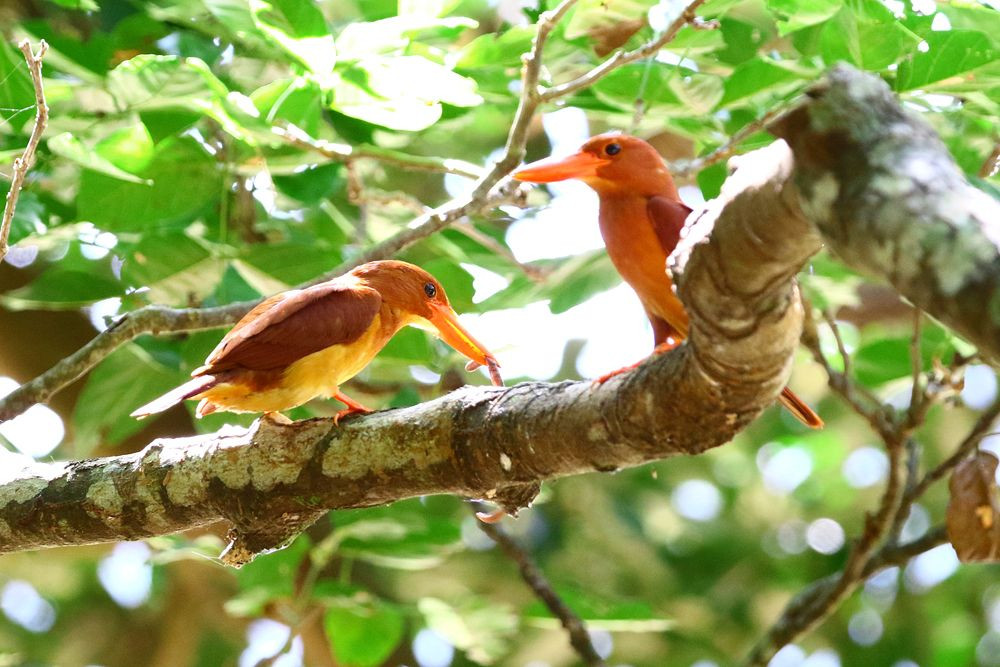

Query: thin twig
<box><xmin>476</xmin><ymin>515</ymin><xmax>607</xmax><ymax>667</ymax></box>
<box><xmin>539</xmin><ymin>0</ymin><xmax>709</xmax><ymax>102</ymax></box>
<box><xmin>800</xmin><ymin>304</ymin><xmax>890</xmax><ymax>436</ymax></box>
<box><xmin>906</xmin><ymin>309</ymin><xmax>924</xmax><ymax>427</ymax></box>
<box><xmin>672</xmin><ymin>105</ymin><xmax>792</xmax><ymax>178</ymax></box>
<box><xmin>1</xmin><ymin>40</ymin><xmax>48</xmax><ymax>265</ymax></box>
<box><xmin>453</xmin><ymin>222</ymin><xmax>550</xmax><ymax>283</ymax></box>
<box><xmin>748</xmin><ymin>300</ymin><xmax>948</xmax><ymax>665</ymax></box>
<box><xmin>272</xmin><ymin>125</ymin><xmax>483</xmax><ymax>179</ymax></box>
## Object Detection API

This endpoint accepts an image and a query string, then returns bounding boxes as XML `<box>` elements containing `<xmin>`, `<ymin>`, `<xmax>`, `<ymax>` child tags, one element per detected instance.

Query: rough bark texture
<box><xmin>2</xmin><ymin>66</ymin><xmax>998</xmax><ymax>566</ymax></box>
<box><xmin>774</xmin><ymin>65</ymin><xmax>1000</xmax><ymax>363</ymax></box>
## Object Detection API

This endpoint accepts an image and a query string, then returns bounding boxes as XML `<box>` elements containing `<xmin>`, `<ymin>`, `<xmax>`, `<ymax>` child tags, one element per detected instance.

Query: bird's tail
<box><xmin>779</xmin><ymin>387</ymin><xmax>824</xmax><ymax>429</ymax></box>
<box><xmin>130</xmin><ymin>375</ymin><xmax>218</xmax><ymax>419</ymax></box>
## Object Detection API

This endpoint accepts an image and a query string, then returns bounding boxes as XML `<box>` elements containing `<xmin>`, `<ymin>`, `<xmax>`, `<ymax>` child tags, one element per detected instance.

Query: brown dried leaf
<box><xmin>947</xmin><ymin>450</ymin><xmax>1000</xmax><ymax>562</ymax></box>
<box><xmin>588</xmin><ymin>17</ymin><xmax>647</xmax><ymax>57</ymax></box>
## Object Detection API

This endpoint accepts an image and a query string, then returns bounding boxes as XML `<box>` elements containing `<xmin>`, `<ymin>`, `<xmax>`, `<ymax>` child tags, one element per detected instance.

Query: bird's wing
<box><xmin>199</xmin><ymin>281</ymin><xmax>382</xmax><ymax>373</ymax></box>
<box><xmin>646</xmin><ymin>195</ymin><xmax>692</xmax><ymax>257</ymax></box>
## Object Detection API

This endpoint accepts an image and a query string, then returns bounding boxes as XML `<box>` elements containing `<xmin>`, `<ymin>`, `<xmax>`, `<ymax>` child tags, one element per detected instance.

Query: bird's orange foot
<box><xmin>592</xmin><ymin>339</ymin><xmax>681</xmax><ymax>385</ymax></box>
<box><xmin>332</xmin><ymin>405</ymin><xmax>373</xmax><ymax>425</ymax></box>
<box><xmin>332</xmin><ymin>390</ymin><xmax>373</xmax><ymax>425</ymax></box>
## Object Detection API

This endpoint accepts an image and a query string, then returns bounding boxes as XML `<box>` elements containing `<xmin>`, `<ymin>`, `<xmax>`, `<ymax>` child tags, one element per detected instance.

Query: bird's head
<box><xmin>514</xmin><ymin>132</ymin><xmax>677</xmax><ymax>198</ymax></box>
<box><xmin>352</xmin><ymin>260</ymin><xmax>496</xmax><ymax>368</ymax></box>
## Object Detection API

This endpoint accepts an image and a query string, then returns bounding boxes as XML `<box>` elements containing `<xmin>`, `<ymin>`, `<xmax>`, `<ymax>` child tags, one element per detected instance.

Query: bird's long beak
<box><xmin>427</xmin><ymin>302</ymin><xmax>496</xmax><ymax>368</ymax></box>
<box><xmin>514</xmin><ymin>151</ymin><xmax>609</xmax><ymax>182</ymax></box>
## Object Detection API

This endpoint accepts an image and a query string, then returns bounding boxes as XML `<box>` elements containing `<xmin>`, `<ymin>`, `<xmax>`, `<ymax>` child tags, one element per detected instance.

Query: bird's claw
<box><xmin>475</xmin><ymin>508</ymin><xmax>507</xmax><ymax>523</ymax></box>
<box><xmin>332</xmin><ymin>406</ymin><xmax>373</xmax><ymax>426</ymax></box>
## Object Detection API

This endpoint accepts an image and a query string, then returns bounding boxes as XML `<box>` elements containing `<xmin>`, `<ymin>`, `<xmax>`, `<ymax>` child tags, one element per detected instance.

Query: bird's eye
<box><xmin>424</xmin><ymin>282</ymin><xmax>437</xmax><ymax>298</ymax></box>
<box><xmin>604</xmin><ymin>143</ymin><xmax>621</xmax><ymax>156</ymax></box>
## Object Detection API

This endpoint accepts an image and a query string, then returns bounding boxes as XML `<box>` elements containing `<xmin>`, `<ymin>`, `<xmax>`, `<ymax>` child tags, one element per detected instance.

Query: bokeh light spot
<box><xmin>848</xmin><ymin>608</ymin><xmax>883</xmax><ymax>646</ymax></box>
<box><xmin>758</xmin><ymin>445</ymin><xmax>813</xmax><ymax>494</ymax></box>
<box><xmin>806</xmin><ymin>518</ymin><xmax>845</xmax><ymax>555</ymax></box>
<box><xmin>842</xmin><ymin>447</ymin><xmax>888</xmax><ymax>488</ymax></box>
<box><xmin>98</xmin><ymin>542</ymin><xmax>153</xmax><ymax>609</ymax></box>
<box><xmin>904</xmin><ymin>544</ymin><xmax>959</xmax><ymax>592</ymax></box>
<box><xmin>0</xmin><ymin>377</ymin><xmax>65</xmax><ymax>458</ymax></box>
<box><xmin>1</xmin><ymin>580</ymin><xmax>56</xmax><ymax>633</ymax></box>
<box><xmin>413</xmin><ymin>628</ymin><xmax>455</xmax><ymax>667</ymax></box>
<box><xmin>671</xmin><ymin>479</ymin><xmax>723</xmax><ymax>522</ymax></box>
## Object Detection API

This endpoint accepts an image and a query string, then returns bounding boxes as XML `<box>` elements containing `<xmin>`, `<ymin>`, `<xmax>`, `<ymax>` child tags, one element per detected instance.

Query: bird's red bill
<box><xmin>428</xmin><ymin>303</ymin><xmax>503</xmax><ymax>384</ymax></box>
<box><xmin>513</xmin><ymin>151</ymin><xmax>609</xmax><ymax>183</ymax></box>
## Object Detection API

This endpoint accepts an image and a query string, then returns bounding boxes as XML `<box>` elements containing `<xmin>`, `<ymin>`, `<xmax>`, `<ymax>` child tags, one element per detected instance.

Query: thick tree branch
<box><xmin>774</xmin><ymin>66</ymin><xmax>1000</xmax><ymax>364</ymax></box>
<box><xmin>0</xmin><ymin>124</ymin><xmax>816</xmax><ymax>565</ymax></box>
<box><xmin>1</xmin><ymin>39</ymin><xmax>48</xmax><ymax>265</ymax></box>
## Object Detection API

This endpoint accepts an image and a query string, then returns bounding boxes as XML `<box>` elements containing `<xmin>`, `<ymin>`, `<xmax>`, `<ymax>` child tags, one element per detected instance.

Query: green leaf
<box><xmin>77</xmin><ymin>136</ymin><xmax>222</xmax><ymax>232</ymax></box>
<box><xmin>226</xmin><ymin>536</ymin><xmax>311</xmax><ymax>616</ymax></box>
<box><xmin>719</xmin><ymin>57</ymin><xmax>807</xmax><ymax>105</ymax></box>
<box><xmin>107</xmin><ymin>55</ymin><xmax>269</xmax><ymax>143</ymax></box>
<box><xmin>818</xmin><ymin>1</ymin><xmax>919</xmax><ymax>70</ymax></box>
<box><xmin>337</xmin><ymin>15</ymin><xmax>478</xmax><ymax>58</ymax></box>
<box><xmin>95</xmin><ymin>122</ymin><xmax>156</xmax><ymax>173</ymax></box>
<box><xmin>250</xmin><ymin>0</ymin><xmax>336</xmax><ymax>76</ymax></box>
<box><xmin>73</xmin><ymin>343</ymin><xmax>182</xmax><ymax>454</ymax></box>
<box><xmin>251</xmin><ymin>77</ymin><xmax>323</xmax><ymax>133</ymax></box>
<box><xmin>456</xmin><ymin>26</ymin><xmax>536</xmax><ymax>69</ymax></box>
<box><xmin>50</xmin><ymin>0</ymin><xmax>99</xmax><ymax>9</ymax></box>
<box><xmin>767</xmin><ymin>0</ymin><xmax>842</xmax><ymax>35</ymax></box>
<box><xmin>936</xmin><ymin>4</ymin><xmax>1000</xmax><ymax>49</ymax></box>
<box><xmin>0</xmin><ymin>184</ymin><xmax>45</xmax><ymax>246</ymax></box>
<box><xmin>592</xmin><ymin>62</ymin><xmax>683</xmax><ymax>110</ymax></box>
<box><xmin>379</xmin><ymin>327</ymin><xmax>434</xmax><ymax>362</ymax></box>
<box><xmin>325</xmin><ymin>603</ymin><xmax>405</xmax><ymax>667</ymax></box>
<box><xmin>896</xmin><ymin>30</ymin><xmax>999</xmax><ymax>91</ymax></box>
<box><xmin>668</xmin><ymin>73</ymin><xmax>724</xmax><ymax>114</ymax></box>
<box><xmin>240</xmin><ymin>242</ymin><xmax>340</xmax><ymax>285</ymax></box>
<box><xmin>120</xmin><ymin>233</ymin><xmax>224</xmax><ymax>304</ymax></box>
<box><xmin>523</xmin><ymin>588</ymin><xmax>673</xmax><ymax>631</ymax></box>
<box><xmin>325</xmin><ymin>500</ymin><xmax>462</xmax><ymax>568</ymax></box>
<box><xmin>330</xmin><ymin>56</ymin><xmax>482</xmax><ymax>131</ymax></box>
<box><xmin>47</xmin><ymin>133</ymin><xmax>151</xmax><ymax>184</ymax></box>
<box><xmin>2</xmin><ymin>242</ymin><xmax>124</xmax><ymax>309</ymax></box>
<box><xmin>418</xmin><ymin>596</ymin><xmax>517</xmax><ymax>664</ymax></box>
<box><xmin>852</xmin><ymin>323</ymin><xmax>969</xmax><ymax>387</ymax></box>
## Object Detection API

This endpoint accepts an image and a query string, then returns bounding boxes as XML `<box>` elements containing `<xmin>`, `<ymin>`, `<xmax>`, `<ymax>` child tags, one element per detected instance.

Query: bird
<box><xmin>131</xmin><ymin>260</ymin><xmax>502</xmax><ymax>422</ymax></box>
<box><xmin>514</xmin><ymin>133</ymin><xmax>822</xmax><ymax>429</ymax></box>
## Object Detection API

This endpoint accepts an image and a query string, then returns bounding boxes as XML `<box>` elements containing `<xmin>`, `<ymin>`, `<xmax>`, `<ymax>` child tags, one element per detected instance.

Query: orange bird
<box><xmin>515</xmin><ymin>133</ymin><xmax>822</xmax><ymax>429</ymax></box>
<box><xmin>131</xmin><ymin>260</ymin><xmax>502</xmax><ymax>422</ymax></box>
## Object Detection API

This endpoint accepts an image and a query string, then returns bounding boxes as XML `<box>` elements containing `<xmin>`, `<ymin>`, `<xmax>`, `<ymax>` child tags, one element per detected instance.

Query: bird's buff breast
<box><xmin>197</xmin><ymin>314</ymin><xmax>391</xmax><ymax>413</ymax></box>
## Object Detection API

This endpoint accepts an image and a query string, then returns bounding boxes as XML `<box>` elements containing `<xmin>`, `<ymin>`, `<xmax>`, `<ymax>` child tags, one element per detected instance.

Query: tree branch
<box><xmin>774</xmin><ymin>65</ymin><xmax>1000</xmax><ymax>364</ymax></box>
<box><xmin>1</xmin><ymin>39</ymin><xmax>48</xmax><ymax>265</ymax></box>
<box><xmin>0</xmin><ymin>120</ymin><xmax>818</xmax><ymax>565</ymax></box>
<box><xmin>476</xmin><ymin>516</ymin><xmax>607</xmax><ymax>667</ymax></box>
